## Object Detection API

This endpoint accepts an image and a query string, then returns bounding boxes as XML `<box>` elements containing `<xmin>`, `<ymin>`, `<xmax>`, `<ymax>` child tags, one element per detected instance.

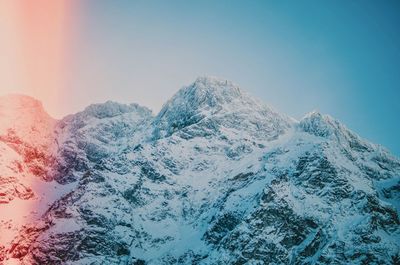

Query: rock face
<box><xmin>0</xmin><ymin>77</ymin><xmax>399</xmax><ymax>265</ymax></box>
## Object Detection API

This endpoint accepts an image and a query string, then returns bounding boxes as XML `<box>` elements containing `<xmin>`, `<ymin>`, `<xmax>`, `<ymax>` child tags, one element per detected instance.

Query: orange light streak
<box><xmin>0</xmin><ymin>0</ymin><xmax>75</xmax><ymax>117</ymax></box>
<box><xmin>0</xmin><ymin>1</ymin><xmax>76</xmax><ymax>260</ymax></box>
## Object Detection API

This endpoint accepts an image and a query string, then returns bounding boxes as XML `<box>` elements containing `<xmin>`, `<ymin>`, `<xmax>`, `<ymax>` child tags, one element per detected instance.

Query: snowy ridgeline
<box><xmin>0</xmin><ymin>76</ymin><xmax>399</xmax><ymax>265</ymax></box>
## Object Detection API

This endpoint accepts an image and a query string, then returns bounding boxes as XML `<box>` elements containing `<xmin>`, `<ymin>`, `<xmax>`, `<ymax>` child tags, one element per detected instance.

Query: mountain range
<box><xmin>0</xmin><ymin>77</ymin><xmax>399</xmax><ymax>265</ymax></box>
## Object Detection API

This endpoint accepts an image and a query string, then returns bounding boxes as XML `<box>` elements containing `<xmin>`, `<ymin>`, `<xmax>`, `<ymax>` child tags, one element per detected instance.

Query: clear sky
<box><xmin>0</xmin><ymin>0</ymin><xmax>399</xmax><ymax>155</ymax></box>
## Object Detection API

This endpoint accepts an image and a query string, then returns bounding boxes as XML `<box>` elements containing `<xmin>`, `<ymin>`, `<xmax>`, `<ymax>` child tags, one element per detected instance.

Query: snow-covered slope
<box><xmin>0</xmin><ymin>77</ymin><xmax>399</xmax><ymax>265</ymax></box>
<box><xmin>0</xmin><ymin>95</ymin><xmax>75</xmax><ymax>258</ymax></box>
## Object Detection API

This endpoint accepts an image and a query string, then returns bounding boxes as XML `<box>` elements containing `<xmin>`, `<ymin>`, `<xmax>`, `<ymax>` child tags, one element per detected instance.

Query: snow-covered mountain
<box><xmin>0</xmin><ymin>77</ymin><xmax>399</xmax><ymax>265</ymax></box>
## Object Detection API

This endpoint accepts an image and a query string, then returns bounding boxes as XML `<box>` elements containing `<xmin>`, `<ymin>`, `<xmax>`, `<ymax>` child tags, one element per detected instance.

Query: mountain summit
<box><xmin>153</xmin><ymin>76</ymin><xmax>291</xmax><ymax>140</ymax></box>
<box><xmin>170</xmin><ymin>76</ymin><xmax>243</xmax><ymax>108</ymax></box>
<box><xmin>0</xmin><ymin>78</ymin><xmax>399</xmax><ymax>265</ymax></box>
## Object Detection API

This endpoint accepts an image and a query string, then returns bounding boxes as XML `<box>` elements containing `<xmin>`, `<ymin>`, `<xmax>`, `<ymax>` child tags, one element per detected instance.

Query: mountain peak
<box><xmin>303</xmin><ymin>110</ymin><xmax>323</xmax><ymax>119</ymax></box>
<box><xmin>299</xmin><ymin>110</ymin><xmax>379</xmax><ymax>154</ymax></box>
<box><xmin>193</xmin><ymin>75</ymin><xmax>241</xmax><ymax>95</ymax></box>
<box><xmin>0</xmin><ymin>94</ymin><xmax>56</xmax><ymax>152</ymax></box>
<box><xmin>299</xmin><ymin>111</ymin><xmax>336</xmax><ymax>137</ymax></box>
<box><xmin>176</xmin><ymin>76</ymin><xmax>243</xmax><ymax>110</ymax></box>
<box><xmin>157</xmin><ymin>76</ymin><xmax>248</xmax><ymax>116</ymax></box>
<box><xmin>0</xmin><ymin>94</ymin><xmax>46</xmax><ymax>112</ymax></box>
<box><xmin>152</xmin><ymin>77</ymin><xmax>291</xmax><ymax>139</ymax></box>
<box><xmin>0</xmin><ymin>94</ymin><xmax>55</xmax><ymax>130</ymax></box>
<box><xmin>81</xmin><ymin>101</ymin><xmax>152</xmax><ymax>119</ymax></box>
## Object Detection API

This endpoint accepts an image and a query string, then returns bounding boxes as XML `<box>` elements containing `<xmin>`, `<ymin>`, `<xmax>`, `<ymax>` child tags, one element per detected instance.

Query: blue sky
<box><xmin>64</xmin><ymin>0</ymin><xmax>400</xmax><ymax>155</ymax></box>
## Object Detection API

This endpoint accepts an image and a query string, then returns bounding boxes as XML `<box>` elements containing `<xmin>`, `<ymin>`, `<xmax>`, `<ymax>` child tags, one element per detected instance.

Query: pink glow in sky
<box><xmin>0</xmin><ymin>0</ymin><xmax>75</xmax><ymax>118</ymax></box>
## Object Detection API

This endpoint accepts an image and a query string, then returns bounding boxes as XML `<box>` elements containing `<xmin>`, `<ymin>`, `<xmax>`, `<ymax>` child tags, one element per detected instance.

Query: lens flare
<box><xmin>0</xmin><ymin>0</ymin><xmax>75</xmax><ymax>117</ymax></box>
<box><xmin>0</xmin><ymin>1</ymin><xmax>76</xmax><ymax>261</ymax></box>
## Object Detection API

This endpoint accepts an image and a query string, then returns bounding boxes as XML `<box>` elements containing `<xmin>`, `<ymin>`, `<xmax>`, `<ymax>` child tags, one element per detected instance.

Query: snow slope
<box><xmin>0</xmin><ymin>95</ymin><xmax>75</xmax><ymax>258</ymax></box>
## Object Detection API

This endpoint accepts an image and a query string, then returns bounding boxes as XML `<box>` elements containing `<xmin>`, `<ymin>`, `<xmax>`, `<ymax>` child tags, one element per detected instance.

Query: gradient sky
<box><xmin>0</xmin><ymin>0</ymin><xmax>399</xmax><ymax>155</ymax></box>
